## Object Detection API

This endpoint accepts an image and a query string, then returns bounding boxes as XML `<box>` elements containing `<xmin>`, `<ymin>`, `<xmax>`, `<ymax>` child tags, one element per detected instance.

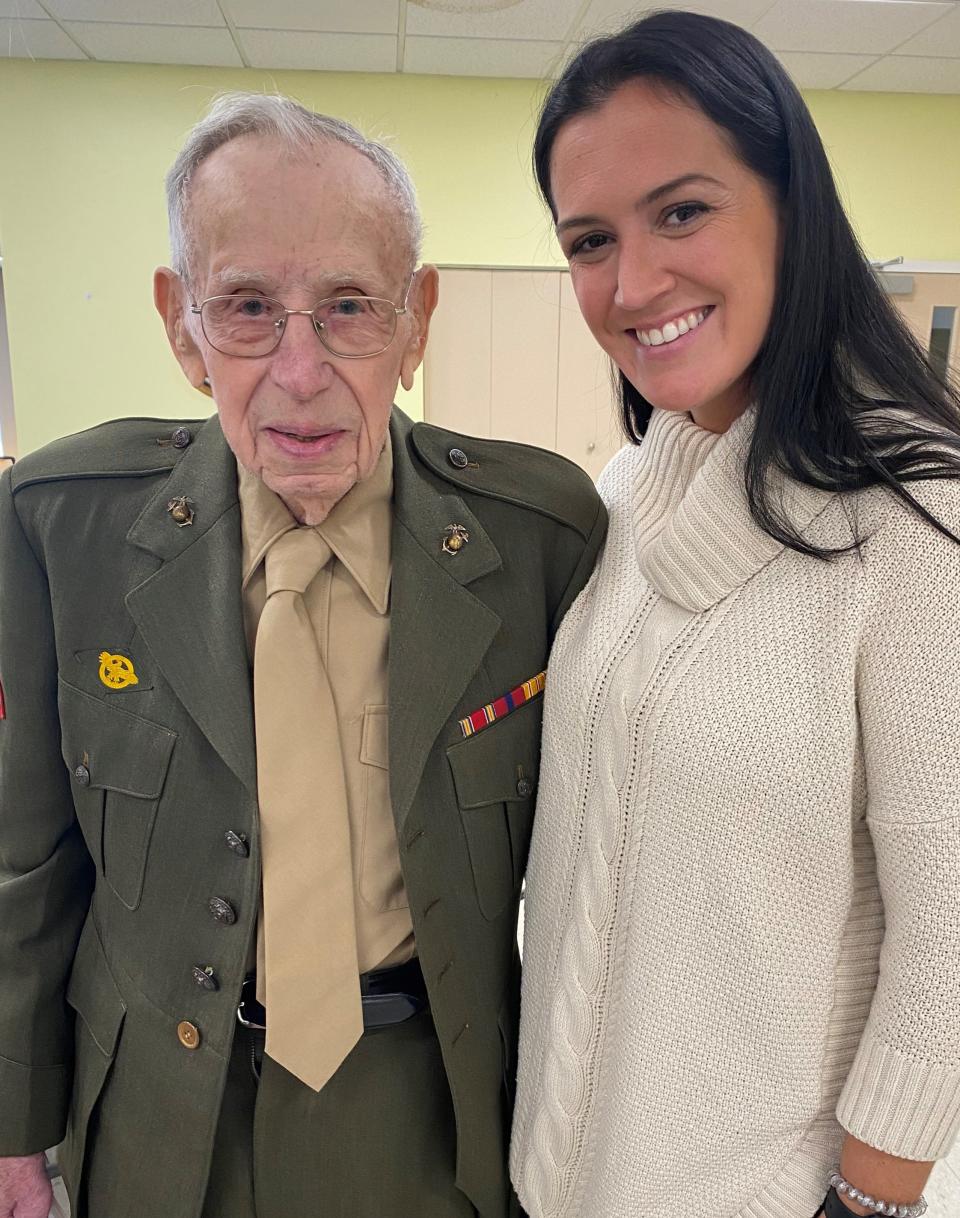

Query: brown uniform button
<box><xmin>208</xmin><ymin>896</ymin><xmax>237</xmax><ymax>925</ymax></box>
<box><xmin>225</xmin><ymin>830</ymin><xmax>249</xmax><ymax>857</ymax></box>
<box><xmin>73</xmin><ymin>764</ymin><xmax>91</xmax><ymax>787</ymax></box>
<box><xmin>516</xmin><ymin>778</ymin><xmax>534</xmax><ymax>798</ymax></box>
<box><xmin>177</xmin><ymin>1020</ymin><xmax>201</xmax><ymax>1049</ymax></box>
<box><xmin>191</xmin><ymin>965</ymin><xmax>219</xmax><ymax>992</ymax></box>
<box><xmin>171</xmin><ymin>426</ymin><xmax>193</xmax><ymax>449</ymax></box>
<box><xmin>448</xmin><ymin>448</ymin><xmax>468</xmax><ymax>469</ymax></box>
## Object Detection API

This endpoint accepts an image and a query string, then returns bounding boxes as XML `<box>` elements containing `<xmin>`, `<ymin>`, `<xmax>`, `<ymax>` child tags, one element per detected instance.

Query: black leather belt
<box><xmin>237</xmin><ymin>957</ymin><xmax>428</xmax><ymax>1033</ymax></box>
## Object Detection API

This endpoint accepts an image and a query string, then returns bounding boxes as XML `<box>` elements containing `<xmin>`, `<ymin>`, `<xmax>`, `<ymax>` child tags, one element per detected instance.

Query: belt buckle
<box><xmin>236</xmin><ymin>977</ymin><xmax>267</xmax><ymax>1030</ymax></box>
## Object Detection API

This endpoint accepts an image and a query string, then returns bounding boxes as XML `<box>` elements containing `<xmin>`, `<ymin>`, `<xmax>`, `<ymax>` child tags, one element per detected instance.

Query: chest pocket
<box><xmin>446</xmin><ymin>697</ymin><xmax>542</xmax><ymax>921</ymax></box>
<box><xmin>58</xmin><ymin>679</ymin><xmax>177</xmax><ymax>911</ymax></box>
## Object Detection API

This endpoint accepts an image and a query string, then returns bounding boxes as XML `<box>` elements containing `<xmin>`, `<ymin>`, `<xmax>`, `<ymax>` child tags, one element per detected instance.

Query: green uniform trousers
<box><xmin>197</xmin><ymin>1008</ymin><xmax>478</xmax><ymax>1218</ymax></box>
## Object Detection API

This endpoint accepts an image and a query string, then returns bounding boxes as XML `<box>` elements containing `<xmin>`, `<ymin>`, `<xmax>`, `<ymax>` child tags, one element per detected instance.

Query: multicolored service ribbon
<box><xmin>458</xmin><ymin>670</ymin><xmax>546</xmax><ymax>739</ymax></box>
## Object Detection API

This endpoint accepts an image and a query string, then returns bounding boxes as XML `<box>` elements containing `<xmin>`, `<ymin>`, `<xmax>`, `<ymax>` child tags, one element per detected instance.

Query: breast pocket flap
<box><xmin>58</xmin><ymin>678</ymin><xmax>177</xmax><ymax>799</ymax></box>
<box><xmin>446</xmin><ymin>699</ymin><xmax>542</xmax><ymax>809</ymax></box>
<box><xmin>359</xmin><ymin>704</ymin><xmax>389</xmax><ymax>770</ymax></box>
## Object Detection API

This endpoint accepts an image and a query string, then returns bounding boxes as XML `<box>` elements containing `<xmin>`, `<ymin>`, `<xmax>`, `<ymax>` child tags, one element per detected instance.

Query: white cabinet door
<box><xmin>423</xmin><ymin>267</ymin><xmax>620</xmax><ymax>480</ymax></box>
<box><xmin>556</xmin><ymin>274</ymin><xmax>623</xmax><ymax>481</ymax></box>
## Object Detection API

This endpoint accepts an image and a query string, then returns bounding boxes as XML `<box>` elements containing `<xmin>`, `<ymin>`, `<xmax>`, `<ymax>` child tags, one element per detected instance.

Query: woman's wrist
<box><xmin>825</xmin><ymin>1171</ymin><xmax>928</xmax><ymax>1217</ymax></box>
<box><xmin>837</xmin><ymin>1132</ymin><xmax>932</xmax><ymax>1216</ymax></box>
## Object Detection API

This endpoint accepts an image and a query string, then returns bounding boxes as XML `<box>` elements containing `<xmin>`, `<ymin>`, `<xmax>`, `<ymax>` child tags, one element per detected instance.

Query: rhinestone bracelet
<box><xmin>828</xmin><ymin>1170</ymin><xmax>927</xmax><ymax>1218</ymax></box>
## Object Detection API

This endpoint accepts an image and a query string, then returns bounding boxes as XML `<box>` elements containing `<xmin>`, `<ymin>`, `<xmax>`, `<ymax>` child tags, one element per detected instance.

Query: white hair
<box><xmin>165</xmin><ymin>91</ymin><xmax>423</xmax><ymax>282</ymax></box>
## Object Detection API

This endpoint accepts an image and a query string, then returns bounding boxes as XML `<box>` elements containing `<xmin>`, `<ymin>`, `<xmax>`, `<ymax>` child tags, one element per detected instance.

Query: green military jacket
<box><xmin>0</xmin><ymin>407</ymin><xmax>605</xmax><ymax>1218</ymax></box>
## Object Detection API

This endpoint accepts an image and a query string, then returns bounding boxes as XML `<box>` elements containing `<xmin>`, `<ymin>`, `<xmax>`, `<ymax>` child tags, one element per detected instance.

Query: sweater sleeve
<box><xmin>836</xmin><ymin>483</ymin><xmax>960</xmax><ymax>1160</ymax></box>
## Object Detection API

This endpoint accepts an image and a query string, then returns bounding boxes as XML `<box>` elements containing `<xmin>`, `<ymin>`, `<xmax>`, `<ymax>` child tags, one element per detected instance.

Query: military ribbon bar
<box><xmin>458</xmin><ymin>670</ymin><xmax>546</xmax><ymax>739</ymax></box>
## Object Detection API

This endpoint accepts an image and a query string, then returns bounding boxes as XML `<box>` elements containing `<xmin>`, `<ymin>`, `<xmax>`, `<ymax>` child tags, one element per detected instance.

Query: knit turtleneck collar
<box><xmin>632</xmin><ymin>407</ymin><xmax>834</xmax><ymax>611</ymax></box>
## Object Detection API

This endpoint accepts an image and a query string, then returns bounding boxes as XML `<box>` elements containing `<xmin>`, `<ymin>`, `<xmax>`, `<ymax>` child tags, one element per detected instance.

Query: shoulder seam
<box><xmin>410</xmin><ymin>423</ymin><xmax>599</xmax><ymax>540</ymax></box>
<box><xmin>12</xmin><ymin>466</ymin><xmax>179</xmax><ymax>496</ymax></box>
<box><xmin>447</xmin><ymin>478</ymin><xmax>596</xmax><ymax>539</ymax></box>
<box><xmin>2</xmin><ymin>472</ymin><xmax>47</xmax><ymax>576</ymax></box>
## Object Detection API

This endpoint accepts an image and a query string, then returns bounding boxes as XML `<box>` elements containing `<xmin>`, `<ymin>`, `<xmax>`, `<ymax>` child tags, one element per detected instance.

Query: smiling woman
<box><xmin>511</xmin><ymin>11</ymin><xmax>960</xmax><ymax>1218</ymax></box>
<box><xmin>550</xmin><ymin>82</ymin><xmax>782</xmax><ymax>436</ymax></box>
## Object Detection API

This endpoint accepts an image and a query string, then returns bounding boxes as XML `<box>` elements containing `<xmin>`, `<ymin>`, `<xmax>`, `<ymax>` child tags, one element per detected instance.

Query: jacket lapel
<box><xmin>388</xmin><ymin>411</ymin><xmax>503</xmax><ymax>836</ymax></box>
<box><xmin>125</xmin><ymin>417</ymin><xmax>257</xmax><ymax>794</ymax></box>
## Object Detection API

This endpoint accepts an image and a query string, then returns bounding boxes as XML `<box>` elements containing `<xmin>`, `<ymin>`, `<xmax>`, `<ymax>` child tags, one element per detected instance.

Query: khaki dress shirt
<box><xmin>239</xmin><ymin>435</ymin><xmax>415</xmax><ymax>976</ymax></box>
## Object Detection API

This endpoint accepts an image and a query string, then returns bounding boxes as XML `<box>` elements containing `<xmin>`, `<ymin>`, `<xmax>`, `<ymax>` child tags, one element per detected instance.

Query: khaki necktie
<box><xmin>254</xmin><ymin>526</ymin><xmax>363</xmax><ymax>1091</ymax></box>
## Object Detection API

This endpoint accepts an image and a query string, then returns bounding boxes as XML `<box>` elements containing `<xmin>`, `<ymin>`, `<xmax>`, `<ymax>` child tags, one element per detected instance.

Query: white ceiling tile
<box><xmin>0</xmin><ymin>16</ymin><xmax>85</xmax><ymax>57</ymax></box>
<box><xmin>896</xmin><ymin>5</ymin><xmax>960</xmax><ymax>56</ymax></box>
<box><xmin>754</xmin><ymin>0</ymin><xmax>954</xmax><ymax>56</ymax></box>
<box><xmin>46</xmin><ymin>0</ymin><xmax>224</xmax><ymax>24</ymax></box>
<box><xmin>0</xmin><ymin>0</ymin><xmax>45</xmax><ymax>17</ymax></box>
<box><xmin>225</xmin><ymin>0</ymin><xmax>400</xmax><ymax>36</ymax></box>
<box><xmin>406</xmin><ymin>0</ymin><xmax>582</xmax><ymax>42</ymax></box>
<box><xmin>775</xmin><ymin>50</ymin><xmax>878</xmax><ymax>87</ymax></box>
<box><xmin>65</xmin><ymin>21</ymin><xmax>242</xmax><ymax>65</ymax></box>
<box><xmin>576</xmin><ymin>0</ymin><xmax>775</xmax><ymax>40</ymax></box>
<box><xmin>237</xmin><ymin>28</ymin><xmax>397</xmax><ymax>72</ymax></box>
<box><xmin>840</xmin><ymin>51</ymin><xmax>960</xmax><ymax>89</ymax></box>
<box><xmin>403</xmin><ymin>35</ymin><xmax>564</xmax><ymax>78</ymax></box>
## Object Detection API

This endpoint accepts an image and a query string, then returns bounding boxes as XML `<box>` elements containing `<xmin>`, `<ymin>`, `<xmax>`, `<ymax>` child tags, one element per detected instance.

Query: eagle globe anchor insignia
<box><xmin>441</xmin><ymin>524</ymin><xmax>470</xmax><ymax>555</ymax></box>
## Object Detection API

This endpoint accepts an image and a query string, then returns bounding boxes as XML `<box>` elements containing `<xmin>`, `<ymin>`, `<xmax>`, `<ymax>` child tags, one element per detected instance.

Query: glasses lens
<box><xmin>315</xmin><ymin>297</ymin><xmax>397</xmax><ymax>356</ymax></box>
<box><xmin>201</xmin><ymin>296</ymin><xmax>285</xmax><ymax>356</ymax></box>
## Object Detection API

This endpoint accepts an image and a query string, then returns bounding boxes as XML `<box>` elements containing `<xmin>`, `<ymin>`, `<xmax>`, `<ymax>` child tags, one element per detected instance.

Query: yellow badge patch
<box><xmin>98</xmin><ymin>652</ymin><xmax>139</xmax><ymax>690</ymax></box>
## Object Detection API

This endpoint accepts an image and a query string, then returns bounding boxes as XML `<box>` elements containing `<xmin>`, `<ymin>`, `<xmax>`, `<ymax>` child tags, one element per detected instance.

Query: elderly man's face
<box><xmin>156</xmin><ymin>135</ymin><xmax>437</xmax><ymax>523</ymax></box>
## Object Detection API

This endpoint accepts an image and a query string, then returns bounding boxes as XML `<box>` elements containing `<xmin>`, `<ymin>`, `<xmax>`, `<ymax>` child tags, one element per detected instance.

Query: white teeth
<box><xmin>637</xmin><ymin>308</ymin><xmax>707</xmax><ymax>348</ymax></box>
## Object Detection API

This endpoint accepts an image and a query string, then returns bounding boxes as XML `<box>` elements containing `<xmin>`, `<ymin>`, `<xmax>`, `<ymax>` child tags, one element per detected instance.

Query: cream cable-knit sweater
<box><xmin>511</xmin><ymin>407</ymin><xmax>960</xmax><ymax>1218</ymax></box>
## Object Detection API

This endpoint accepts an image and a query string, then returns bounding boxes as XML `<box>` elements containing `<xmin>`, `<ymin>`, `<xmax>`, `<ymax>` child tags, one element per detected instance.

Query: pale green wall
<box><xmin>0</xmin><ymin>58</ymin><xmax>958</xmax><ymax>454</ymax></box>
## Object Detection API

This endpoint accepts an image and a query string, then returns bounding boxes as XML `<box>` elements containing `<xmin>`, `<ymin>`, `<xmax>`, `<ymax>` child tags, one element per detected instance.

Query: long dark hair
<box><xmin>534</xmin><ymin>10</ymin><xmax>960</xmax><ymax>555</ymax></box>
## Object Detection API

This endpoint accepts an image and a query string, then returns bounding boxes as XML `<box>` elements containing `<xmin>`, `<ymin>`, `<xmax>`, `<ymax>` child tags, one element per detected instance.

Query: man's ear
<box><xmin>154</xmin><ymin>267</ymin><xmax>208</xmax><ymax>389</ymax></box>
<box><xmin>400</xmin><ymin>265</ymin><xmax>439</xmax><ymax>392</ymax></box>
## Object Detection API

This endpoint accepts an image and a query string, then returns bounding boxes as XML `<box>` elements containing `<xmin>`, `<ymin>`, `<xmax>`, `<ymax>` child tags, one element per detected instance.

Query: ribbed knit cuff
<box><xmin>837</xmin><ymin>1035</ymin><xmax>960</xmax><ymax>1160</ymax></box>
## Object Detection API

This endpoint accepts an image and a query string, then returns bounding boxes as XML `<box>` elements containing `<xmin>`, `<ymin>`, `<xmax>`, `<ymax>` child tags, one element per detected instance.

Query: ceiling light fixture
<box><xmin>408</xmin><ymin>0</ymin><xmax>525</xmax><ymax>12</ymax></box>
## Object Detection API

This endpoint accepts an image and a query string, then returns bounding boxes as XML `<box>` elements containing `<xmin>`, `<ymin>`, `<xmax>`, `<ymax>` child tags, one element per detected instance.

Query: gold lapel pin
<box><xmin>98</xmin><ymin>651</ymin><xmax>139</xmax><ymax>690</ymax></box>
<box><xmin>167</xmin><ymin>495</ymin><xmax>195</xmax><ymax>527</ymax></box>
<box><xmin>442</xmin><ymin>524</ymin><xmax>470</xmax><ymax>555</ymax></box>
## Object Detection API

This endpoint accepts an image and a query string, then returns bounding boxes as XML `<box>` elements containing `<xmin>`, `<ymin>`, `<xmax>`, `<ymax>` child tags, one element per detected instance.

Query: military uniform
<box><xmin>0</xmin><ymin>407</ymin><xmax>605</xmax><ymax>1218</ymax></box>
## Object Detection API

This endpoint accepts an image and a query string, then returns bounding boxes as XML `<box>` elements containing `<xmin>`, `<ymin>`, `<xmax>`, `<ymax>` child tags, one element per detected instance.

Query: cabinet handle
<box><xmin>586</xmin><ymin>442</ymin><xmax>596</xmax><ymax>453</ymax></box>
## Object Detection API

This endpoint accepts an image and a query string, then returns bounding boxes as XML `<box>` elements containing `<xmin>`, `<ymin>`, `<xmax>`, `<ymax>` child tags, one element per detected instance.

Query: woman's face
<box><xmin>549</xmin><ymin>80</ymin><xmax>781</xmax><ymax>434</ymax></box>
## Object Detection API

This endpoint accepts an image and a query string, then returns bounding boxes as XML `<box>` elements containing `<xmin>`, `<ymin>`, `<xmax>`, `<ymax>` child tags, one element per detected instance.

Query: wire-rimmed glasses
<box><xmin>190</xmin><ymin>294</ymin><xmax>408</xmax><ymax>359</ymax></box>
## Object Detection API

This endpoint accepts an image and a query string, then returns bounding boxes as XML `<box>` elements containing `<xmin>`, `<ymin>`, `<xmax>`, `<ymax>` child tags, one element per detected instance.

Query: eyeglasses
<box><xmin>190</xmin><ymin>293</ymin><xmax>409</xmax><ymax>359</ymax></box>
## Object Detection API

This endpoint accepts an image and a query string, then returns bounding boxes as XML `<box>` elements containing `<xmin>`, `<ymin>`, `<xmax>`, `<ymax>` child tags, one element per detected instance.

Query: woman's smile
<box><xmin>630</xmin><ymin>305</ymin><xmax>713</xmax><ymax>351</ymax></box>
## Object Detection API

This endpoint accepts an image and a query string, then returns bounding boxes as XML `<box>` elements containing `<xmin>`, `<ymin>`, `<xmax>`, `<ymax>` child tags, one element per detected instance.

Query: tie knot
<box><xmin>264</xmin><ymin>528</ymin><xmax>332</xmax><ymax>596</ymax></box>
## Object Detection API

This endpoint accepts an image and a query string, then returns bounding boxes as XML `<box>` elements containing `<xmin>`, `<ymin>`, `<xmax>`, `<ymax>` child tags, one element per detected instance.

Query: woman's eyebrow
<box><xmin>556</xmin><ymin>172</ymin><xmax>725</xmax><ymax>234</ymax></box>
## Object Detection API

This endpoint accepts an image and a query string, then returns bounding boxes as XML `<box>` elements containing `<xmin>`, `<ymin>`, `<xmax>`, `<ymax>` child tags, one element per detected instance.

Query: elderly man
<box><xmin>0</xmin><ymin>94</ymin><xmax>604</xmax><ymax>1218</ymax></box>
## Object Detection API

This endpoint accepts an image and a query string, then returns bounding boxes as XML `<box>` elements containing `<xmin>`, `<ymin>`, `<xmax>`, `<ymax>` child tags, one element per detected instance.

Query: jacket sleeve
<box><xmin>0</xmin><ymin>471</ymin><xmax>94</xmax><ymax>1155</ymax></box>
<box><xmin>550</xmin><ymin>495</ymin><xmax>607</xmax><ymax>639</ymax></box>
<box><xmin>836</xmin><ymin>486</ymin><xmax>960</xmax><ymax>1160</ymax></box>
